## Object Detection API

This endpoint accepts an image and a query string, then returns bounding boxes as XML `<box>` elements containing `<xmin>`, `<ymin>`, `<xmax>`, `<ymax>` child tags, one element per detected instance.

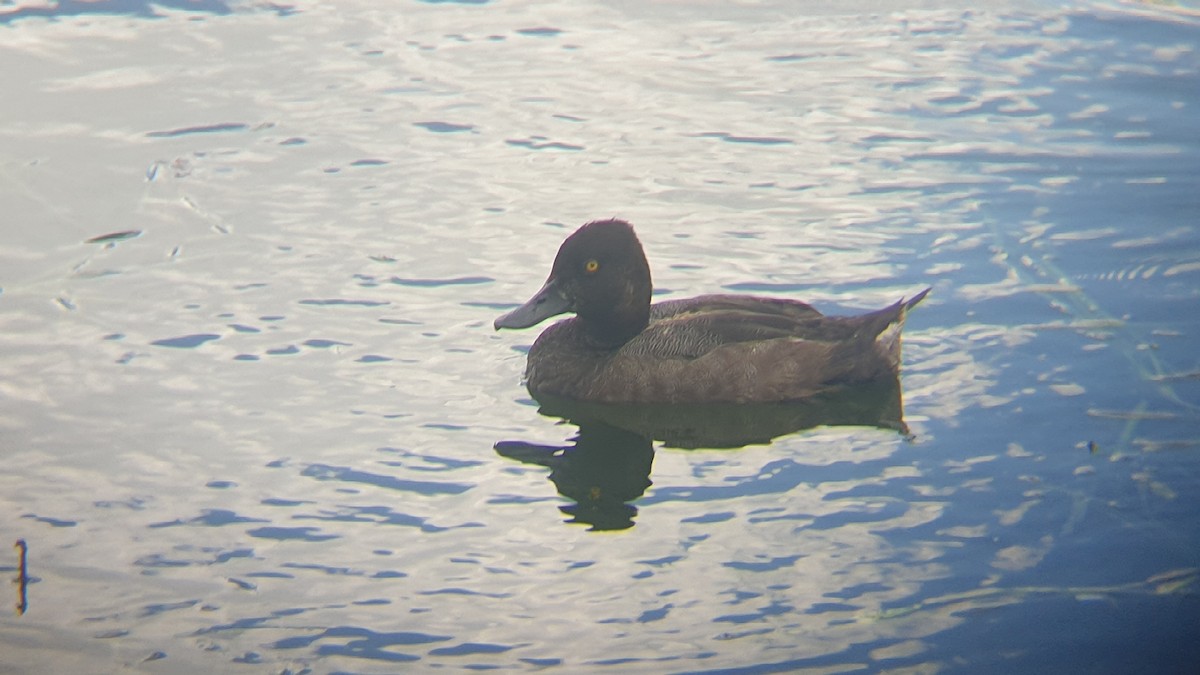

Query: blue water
<box><xmin>1</xmin><ymin>1</ymin><xmax>1198</xmax><ymax>672</ymax></box>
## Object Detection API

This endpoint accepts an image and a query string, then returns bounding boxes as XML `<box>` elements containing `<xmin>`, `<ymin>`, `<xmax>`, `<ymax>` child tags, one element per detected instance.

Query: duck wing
<box><xmin>632</xmin><ymin>293</ymin><xmax>920</xmax><ymax>361</ymax></box>
<box><xmin>633</xmin><ymin>295</ymin><xmax>818</xmax><ymax>358</ymax></box>
<box><xmin>650</xmin><ymin>295</ymin><xmax>825</xmax><ymax>324</ymax></box>
<box><xmin>589</xmin><ymin>291</ymin><xmax>928</xmax><ymax>402</ymax></box>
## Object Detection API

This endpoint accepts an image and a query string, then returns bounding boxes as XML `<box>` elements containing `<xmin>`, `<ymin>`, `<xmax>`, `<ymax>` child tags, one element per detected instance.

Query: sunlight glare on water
<box><xmin>1</xmin><ymin>0</ymin><xmax>1198</xmax><ymax>672</ymax></box>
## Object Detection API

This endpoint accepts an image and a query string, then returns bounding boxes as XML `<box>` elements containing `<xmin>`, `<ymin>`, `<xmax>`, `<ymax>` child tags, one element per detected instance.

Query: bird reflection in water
<box><xmin>495</xmin><ymin>376</ymin><xmax>908</xmax><ymax>531</ymax></box>
<box><xmin>496</xmin><ymin>425</ymin><xmax>654</xmax><ymax>531</ymax></box>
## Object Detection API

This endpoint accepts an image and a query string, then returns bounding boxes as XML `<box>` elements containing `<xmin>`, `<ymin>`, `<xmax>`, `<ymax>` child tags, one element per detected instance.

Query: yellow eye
<box><xmin>584</xmin><ymin>259</ymin><xmax>600</xmax><ymax>273</ymax></box>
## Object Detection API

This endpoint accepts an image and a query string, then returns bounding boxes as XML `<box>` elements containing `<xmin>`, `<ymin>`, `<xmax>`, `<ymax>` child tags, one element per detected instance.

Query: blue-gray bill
<box><xmin>494</xmin><ymin>278</ymin><xmax>572</xmax><ymax>330</ymax></box>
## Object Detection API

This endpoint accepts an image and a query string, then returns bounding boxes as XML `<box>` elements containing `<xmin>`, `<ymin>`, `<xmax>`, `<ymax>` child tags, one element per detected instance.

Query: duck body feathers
<box><xmin>524</xmin><ymin>290</ymin><xmax>928</xmax><ymax>404</ymax></box>
<box><xmin>495</xmin><ymin>218</ymin><xmax>929</xmax><ymax>405</ymax></box>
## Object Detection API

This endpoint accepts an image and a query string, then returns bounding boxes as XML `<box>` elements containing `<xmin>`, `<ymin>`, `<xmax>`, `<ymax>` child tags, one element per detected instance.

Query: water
<box><xmin>2</xmin><ymin>1</ymin><xmax>1199</xmax><ymax>672</ymax></box>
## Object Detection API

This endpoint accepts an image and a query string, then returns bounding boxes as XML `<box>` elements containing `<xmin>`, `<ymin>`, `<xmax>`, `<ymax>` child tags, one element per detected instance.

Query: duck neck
<box><xmin>580</xmin><ymin>293</ymin><xmax>650</xmax><ymax>349</ymax></box>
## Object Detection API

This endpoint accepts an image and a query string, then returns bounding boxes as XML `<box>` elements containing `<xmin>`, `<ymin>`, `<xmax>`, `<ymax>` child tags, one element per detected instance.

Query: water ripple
<box><xmin>300</xmin><ymin>463</ymin><xmax>472</xmax><ymax>495</ymax></box>
<box><xmin>145</xmin><ymin>122</ymin><xmax>248</xmax><ymax>138</ymax></box>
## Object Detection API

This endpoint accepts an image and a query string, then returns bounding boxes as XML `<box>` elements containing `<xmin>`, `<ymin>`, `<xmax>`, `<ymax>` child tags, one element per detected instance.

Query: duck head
<box><xmin>494</xmin><ymin>218</ymin><xmax>652</xmax><ymax>347</ymax></box>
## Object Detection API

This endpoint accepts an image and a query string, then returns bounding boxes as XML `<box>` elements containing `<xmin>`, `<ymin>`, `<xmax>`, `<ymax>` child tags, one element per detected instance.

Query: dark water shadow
<box><xmin>495</xmin><ymin>377</ymin><xmax>908</xmax><ymax>530</ymax></box>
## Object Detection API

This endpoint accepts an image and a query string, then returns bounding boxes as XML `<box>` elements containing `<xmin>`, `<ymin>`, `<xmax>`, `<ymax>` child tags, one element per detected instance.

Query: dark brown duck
<box><xmin>495</xmin><ymin>218</ymin><xmax>929</xmax><ymax>404</ymax></box>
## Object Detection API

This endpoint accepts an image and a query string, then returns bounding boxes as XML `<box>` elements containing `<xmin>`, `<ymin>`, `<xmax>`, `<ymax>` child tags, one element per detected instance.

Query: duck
<box><xmin>494</xmin><ymin>218</ymin><xmax>929</xmax><ymax>404</ymax></box>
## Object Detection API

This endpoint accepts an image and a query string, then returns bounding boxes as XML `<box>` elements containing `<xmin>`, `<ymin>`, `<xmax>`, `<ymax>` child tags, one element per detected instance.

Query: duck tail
<box><xmin>875</xmin><ymin>287</ymin><xmax>931</xmax><ymax>366</ymax></box>
<box><xmin>903</xmin><ymin>287</ymin><xmax>932</xmax><ymax>312</ymax></box>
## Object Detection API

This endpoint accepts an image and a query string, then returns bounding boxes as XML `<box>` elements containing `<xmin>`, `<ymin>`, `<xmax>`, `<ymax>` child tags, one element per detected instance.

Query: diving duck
<box><xmin>495</xmin><ymin>218</ymin><xmax>929</xmax><ymax>404</ymax></box>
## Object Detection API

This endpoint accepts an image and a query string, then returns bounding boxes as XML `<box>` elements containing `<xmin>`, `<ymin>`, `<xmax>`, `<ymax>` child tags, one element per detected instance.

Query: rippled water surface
<box><xmin>2</xmin><ymin>1</ymin><xmax>1199</xmax><ymax>672</ymax></box>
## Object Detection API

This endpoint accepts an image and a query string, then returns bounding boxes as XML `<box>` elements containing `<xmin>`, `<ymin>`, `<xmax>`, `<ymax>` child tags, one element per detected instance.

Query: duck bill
<box><xmin>494</xmin><ymin>277</ymin><xmax>572</xmax><ymax>330</ymax></box>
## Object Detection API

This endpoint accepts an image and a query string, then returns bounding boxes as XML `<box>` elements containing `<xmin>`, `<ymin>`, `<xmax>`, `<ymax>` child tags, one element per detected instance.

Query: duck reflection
<box><xmin>496</xmin><ymin>425</ymin><xmax>654</xmax><ymax>531</ymax></box>
<box><xmin>495</xmin><ymin>376</ymin><xmax>907</xmax><ymax>530</ymax></box>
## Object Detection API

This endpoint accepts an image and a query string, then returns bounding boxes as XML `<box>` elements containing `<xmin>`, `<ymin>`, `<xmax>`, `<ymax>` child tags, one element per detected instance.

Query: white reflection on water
<box><xmin>1</xmin><ymin>0</ymin><xmax>1199</xmax><ymax>672</ymax></box>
